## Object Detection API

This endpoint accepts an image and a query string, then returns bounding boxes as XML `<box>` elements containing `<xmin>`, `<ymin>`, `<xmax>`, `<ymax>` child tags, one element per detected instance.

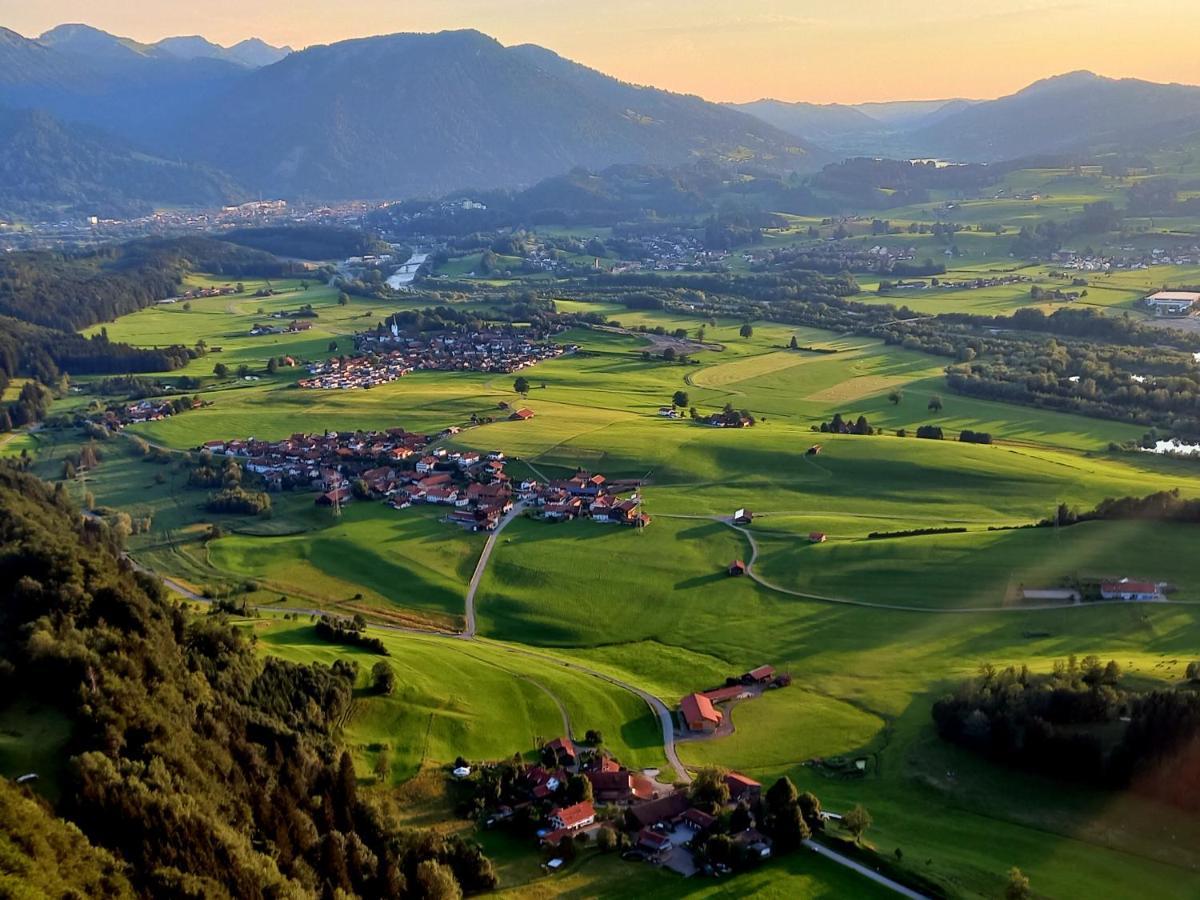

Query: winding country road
<box><xmin>463</xmin><ymin>500</ymin><xmax>526</xmax><ymax>637</ymax></box>
<box><xmin>658</xmin><ymin>513</ymin><xmax>1191</xmax><ymax>614</ymax></box>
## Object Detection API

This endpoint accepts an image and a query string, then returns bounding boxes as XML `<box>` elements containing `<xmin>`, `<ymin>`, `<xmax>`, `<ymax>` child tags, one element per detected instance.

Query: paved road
<box><xmin>463</xmin><ymin>500</ymin><xmax>526</xmax><ymax>637</ymax></box>
<box><xmin>804</xmin><ymin>840</ymin><xmax>929</xmax><ymax>899</ymax></box>
<box><xmin>478</xmin><ymin>639</ymin><xmax>691</xmax><ymax>784</ymax></box>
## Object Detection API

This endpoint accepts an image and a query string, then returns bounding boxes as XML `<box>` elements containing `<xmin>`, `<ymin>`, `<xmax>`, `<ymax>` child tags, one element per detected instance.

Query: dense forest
<box><xmin>932</xmin><ymin>658</ymin><xmax>1200</xmax><ymax>807</ymax></box>
<box><xmin>0</xmin><ymin>237</ymin><xmax>308</xmax><ymax>432</ymax></box>
<box><xmin>221</xmin><ymin>225</ymin><xmax>391</xmax><ymax>262</ymax></box>
<box><xmin>0</xmin><ymin>465</ymin><xmax>494</xmax><ymax>896</ymax></box>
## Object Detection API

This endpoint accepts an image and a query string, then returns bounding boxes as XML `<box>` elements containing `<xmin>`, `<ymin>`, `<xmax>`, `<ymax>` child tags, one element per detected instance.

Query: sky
<box><xmin>3</xmin><ymin>0</ymin><xmax>1199</xmax><ymax>104</ymax></box>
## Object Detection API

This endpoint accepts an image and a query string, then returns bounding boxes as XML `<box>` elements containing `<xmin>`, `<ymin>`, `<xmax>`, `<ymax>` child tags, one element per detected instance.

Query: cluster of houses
<box><xmin>523</xmin><ymin>470</ymin><xmax>650</xmax><ymax>528</ymax></box>
<box><xmin>250</xmin><ymin>320</ymin><xmax>314</xmax><ymax>336</ymax></box>
<box><xmin>677</xmin><ymin>665</ymin><xmax>783</xmax><ymax>734</ymax></box>
<box><xmin>467</xmin><ymin>735</ymin><xmax>769</xmax><ymax>876</ymax></box>
<box><xmin>297</xmin><ymin>353</ymin><xmax>415</xmax><ymax>390</ymax></box>
<box><xmin>156</xmin><ymin>284</ymin><xmax>241</xmax><ymax>304</ymax></box>
<box><xmin>296</xmin><ymin>327</ymin><xmax>569</xmax><ymax>390</ymax></box>
<box><xmin>200</xmin><ymin>428</ymin><xmax>433</xmax><ymax>495</ymax></box>
<box><xmin>92</xmin><ymin>396</ymin><xmax>200</xmax><ymax>430</ymax></box>
<box><xmin>1050</xmin><ymin>247</ymin><xmax>1200</xmax><ymax>272</ymax></box>
<box><xmin>882</xmin><ymin>273</ymin><xmax>1031</xmax><ymax>292</ymax></box>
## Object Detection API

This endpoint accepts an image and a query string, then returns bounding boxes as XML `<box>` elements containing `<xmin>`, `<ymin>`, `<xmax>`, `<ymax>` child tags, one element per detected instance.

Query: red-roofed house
<box><xmin>728</xmin><ymin>559</ymin><xmax>747</xmax><ymax>577</ymax></box>
<box><xmin>809</xmin><ymin>532</ymin><xmax>827</xmax><ymax>543</ymax></box>
<box><xmin>546</xmin><ymin>737</ymin><xmax>577</xmax><ymax>766</ymax></box>
<box><xmin>511</xmin><ymin>408</ymin><xmax>535</xmax><ymax>421</ymax></box>
<box><xmin>1100</xmin><ymin>580</ymin><xmax>1160</xmax><ymax>601</ymax></box>
<box><xmin>725</xmin><ymin>771</ymin><xmax>761</xmax><ymax>803</ymax></box>
<box><xmin>636</xmin><ymin>827</ymin><xmax>672</xmax><ymax>858</ymax></box>
<box><xmin>743</xmin><ymin>665</ymin><xmax>776</xmax><ymax>684</ymax></box>
<box><xmin>680</xmin><ymin>692</ymin><xmax>723</xmax><ymax>733</ymax></box>
<box><xmin>548</xmin><ymin>801</ymin><xmax>595</xmax><ymax>831</ymax></box>
<box><xmin>680</xmin><ymin>808</ymin><xmax>717</xmax><ymax>832</ymax></box>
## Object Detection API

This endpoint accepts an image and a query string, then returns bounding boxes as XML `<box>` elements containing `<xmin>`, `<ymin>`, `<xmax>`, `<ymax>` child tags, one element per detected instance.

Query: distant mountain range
<box><xmin>905</xmin><ymin>71</ymin><xmax>1200</xmax><ymax>161</ymax></box>
<box><xmin>729</xmin><ymin>97</ymin><xmax>975</xmax><ymax>154</ymax></box>
<box><xmin>37</xmin><ymin>23</ymin><xmax>291</xmax><ymax>67</ymax></box>
<box><xmin>175</xmin><ymin>30</ymin><xmax>827</xmax><ymax>199</ymax></box>
<box><xmin>3</xmin><ymin>24</ymin><xmax>1200</xmax><ymax>215</ymax></box>
<box><xmin>736</xmin><ymin>72</ymin><xmax>1200</xmax><ymax>162</ymax></box>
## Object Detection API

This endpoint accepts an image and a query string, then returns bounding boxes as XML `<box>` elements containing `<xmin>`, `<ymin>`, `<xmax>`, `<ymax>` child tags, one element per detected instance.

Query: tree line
<box><xmin>933</xmin><ymin>657</ymin><xmax>1200</xmax><ymax>805</ymax></box>
<box><xmin>0</xmin><ymin>464</ymin><xmax>494</xmax><ymax>896</ymax></box>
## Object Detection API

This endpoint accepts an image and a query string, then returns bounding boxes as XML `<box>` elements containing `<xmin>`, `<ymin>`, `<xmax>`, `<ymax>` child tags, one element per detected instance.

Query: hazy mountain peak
<box><xmin>38</xmin><ymin>23</ymin><xmax>149</xmax><ymax>60</ymax></box>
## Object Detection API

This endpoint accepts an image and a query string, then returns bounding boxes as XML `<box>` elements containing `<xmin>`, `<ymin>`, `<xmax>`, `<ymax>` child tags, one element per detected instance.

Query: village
<box><xmin>198</xmin><ymin>427</ymin><xmax>649</xmax><ymax>533</ymax></box>
<box><xmin>297</xmin><ymin>327</ymin><xmax>570</xmax><ymax>389</ymax></box>
<box><xmin>454</xmin><ymin>665</ymin><xmax>805</xmax><ymax>880</ymax></box>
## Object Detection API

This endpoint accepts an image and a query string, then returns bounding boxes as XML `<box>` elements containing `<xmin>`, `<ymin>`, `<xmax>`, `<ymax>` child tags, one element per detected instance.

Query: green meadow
<box><xmin>33</xmin><ymin>274</ymin><xmax>1200</xmax><ymax>897</ymax></box>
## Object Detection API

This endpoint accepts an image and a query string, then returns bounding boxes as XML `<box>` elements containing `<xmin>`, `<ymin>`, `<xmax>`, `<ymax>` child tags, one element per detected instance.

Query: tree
<box><xmin>797</xmin><ymin>791</ymin><xmax>823</xmax><ymax>833</ymax></box>
<box><xmin>730</xmin><ymin>802</ymin><xmax>753</xmax><ymax>833</ymax></box>
<box><xmin>182</xmin><ymin>301</ymin><xmax>192</xmax><ymax>312</ymax></box>
<box><xmin>689</xmin><ymin>767</ymin><xmax>730</xmax><ymax>813</ymax></box>
<box><xmin>763</xmin><ymin>777</ymin><xmax>809</xmax><ymax>852</ymax></box>
<box><xmin>1004</xmin><ymin>867</ymin><xmax>1031</xmax><ymax>900</ymax></box>
<box><xmin>842</xmin><ymin>804</ymin><xmax>872</xmax><ymax>845</ymax></box>
<box><xmin>888</xmin><ymin>390</ymin><xmax>903</xmax><ymax>406</ymax></box>
<box><xmin>1187</xmin><ymin>661</ymin><xmax>1200</xmax><ymax>681</ymax></box>
<box><xmin>662</xmin><ymin>347</ymin><xmax>677</xmax><ymax>361</ymax></box>
<box><xmin>740</xmin><ymin>323</ymin><xmax>754</xmax><ymax>339</ymax></box>
<box><xmin>596</xmin><ymin>826</ymin><xmax>617</xmax><ymax>853</ymax></box>
<box><xmin>328</xmin><ymin>340</ymin><xmax>339</xmax><ymax>352</ymax></box>
<box><xmin>266</xmin><ymin>357</ymin><xmax>278</xmax><ymax>374</ymax></box>
<box><xmin>789</xmin><ymin>335</ymin><xmax>799</xmax><ymax>350</ymax></box>
<box><xmin>338</xmin><ymin>292</ymin><xmax>350</xmax><ymax>306</ymax></box>
<box><xmin>416</xmin><ymin>860</ymin><xmax>462</xmax><ymax>900</ymax></box>
<box><xmin>566</xmin><ymin>774</ymin><xmax>593</xmax><ymax>804</ymax></box>
<box><xmin>514</xmin><ymin>376</ymin><xmax>530</xmax><ymax>395</ymax></box>
<box><xmin>928</xmin><ymin>394</ymin><xmax>943</xmax><ymax>412</ymax></box>
<box><xmin>371</xmin><ymin>661</ymin><xmax>396</xmax><ymax>695</ymax></box>
<box><xmin>374</xmin><ymin>746</ymin><xmax>391</xmax><ymax>781</ymax></box>
<box><xmin>213</xmin><ymin>362</ymin><xmax>228</xmax><ymax>378</ymax></box>
<box><xmin>672</xmin><ymin>390</ymin><xmax>689</xmax><ymax>409</ymax></box>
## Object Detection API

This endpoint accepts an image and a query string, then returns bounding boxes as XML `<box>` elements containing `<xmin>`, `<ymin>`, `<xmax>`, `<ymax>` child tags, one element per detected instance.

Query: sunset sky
<box><xmin>4</xmin><ymin>0</ymin><xmax>1198</xmax><ymax>104</ymax></box>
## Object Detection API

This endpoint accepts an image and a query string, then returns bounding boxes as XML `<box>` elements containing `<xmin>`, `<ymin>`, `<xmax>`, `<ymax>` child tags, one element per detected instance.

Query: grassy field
<box><xmin>25</xmin><ymin>272</ymin><xmax>1200</xmax><ymax>898</ymax></box>
<box><xmin>249</xmin><ymin>621</ymin><xmax>669</xmax><ymax>778</ymax></box>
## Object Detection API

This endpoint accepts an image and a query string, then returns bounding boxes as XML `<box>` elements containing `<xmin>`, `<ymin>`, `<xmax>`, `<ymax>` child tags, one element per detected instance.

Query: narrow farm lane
<box><xmin>803</xmin><ymin>840</ymin><xmax>930</xmax><ymax>900</ymax></box>
<box><xmin>463</xmin><ymin>500</ymin><xmax>526</xmax><ymax>637</ymax></box>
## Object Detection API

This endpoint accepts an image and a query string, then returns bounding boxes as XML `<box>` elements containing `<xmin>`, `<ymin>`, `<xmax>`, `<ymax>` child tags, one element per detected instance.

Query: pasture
<box><xmin>36</xmin><ymin>271</ymin><xmax>1200</xmax><ymax>898</ymax></box>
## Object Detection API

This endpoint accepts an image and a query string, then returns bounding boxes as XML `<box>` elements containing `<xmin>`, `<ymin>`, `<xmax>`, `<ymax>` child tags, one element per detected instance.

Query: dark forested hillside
<box><xmin>0</xmin><ymin>237</ymin><xmax>298</xmax><ymax>332</ymax></box>
<box><xmin>0</xmin><ymin>105</ymin><xmax>241</xmax><ymax>218</ymax></box>
<box><xmin>221</xmin><ymin>225</ymin><xmax>391</xmax><ymax>260</ymax></box>
<box><xmin>174</xmin><ymin>30</ymin><xmax>825</xmax><ymax>199</ymax></box>
<box><xmin>0</xmin><ymin>238</ymin><xmax>308</xmax><ymax>421</ymax></box>
<box><xmin>908</xmin><ymin>71</ymin><xmax>1200</xmax><ymax>161</ymax></box>
<box><xmin>0</xmin><ymin>465</ymin><xmax>495</xmax><ymax>897</ymax></box>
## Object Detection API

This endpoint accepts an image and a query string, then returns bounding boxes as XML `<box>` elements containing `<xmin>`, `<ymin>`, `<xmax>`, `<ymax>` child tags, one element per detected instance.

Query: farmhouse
<box><xmin>808</xmin><ymin>532</ymin><xmax>828</xmax><ymax>544</ymax></box>
<box><xmin>727</xmin><ymin>559</ymin><xmax>747</xmax><ymax>577</ymax></box>
<box><xmin>1144</xmin><ymin>291</ymin><xmax>1200</xmax><ymax>317</ymax></box>
<box><xmin>680</xmin><ymin>692</ymin><xmax>723</xmax><ymax>733</ymax></box>
<box><xmin>743</xmin><ymin>665</ymin><xmax>776</xmax><ymax>684</ymax></box>
<box><xmin>511</xmin><ymin>408</ymin><xmax>535</xmax><ymax>421</ymax></box>
<box><xmin>548</xmin><ymin>801</ymin><xmax>595</xmax><ymax>832</ymax></box>
<box><xmin>545</xmin><ymin>737</ymin><xmax>577</xmax><ymax>766</ymax></box>
<box><xmin>1100</xmin><ymin>579</ymin><xmax>1162</xmax><ymax>601</ymax></box>
<box><xmin>733</xmin><ymin>508</ymin><xmax>753</xmax><ymax>525</ymax></box>
<box><xmin>724</xmin><ymin>772</ymin><xmax>762</xmax><ymax>803</ymax></box>
<box><xmin>636</xmin><ymin>828</ymin><xmax>672</xmax><ymax>859</ymax></box>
